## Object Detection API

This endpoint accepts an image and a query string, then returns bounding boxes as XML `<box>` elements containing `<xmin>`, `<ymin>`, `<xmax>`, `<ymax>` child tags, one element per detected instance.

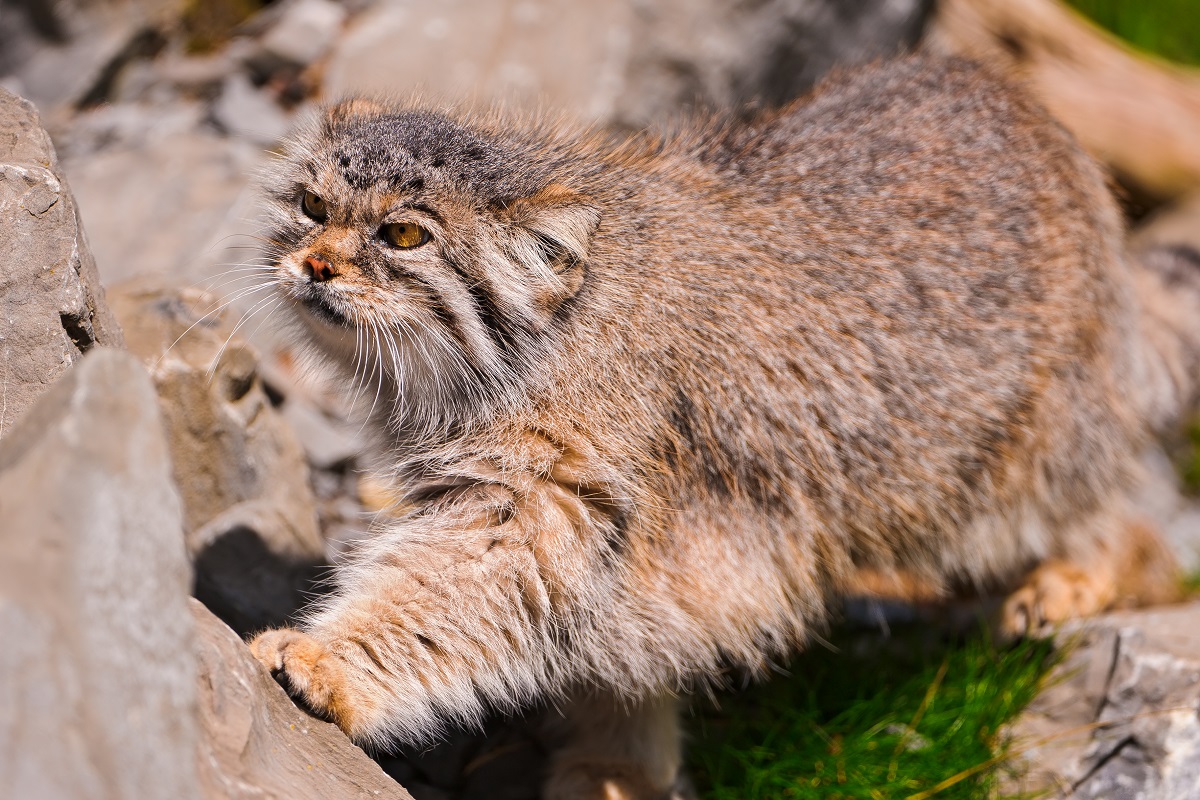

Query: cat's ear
<box><xmin>497</xmin><ymin>183</ymin><xmax>600</xmax><ymax>314</ymax></box>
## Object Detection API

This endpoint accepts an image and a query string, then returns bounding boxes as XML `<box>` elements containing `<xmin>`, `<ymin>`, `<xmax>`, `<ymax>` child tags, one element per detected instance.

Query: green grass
<box><xmin>1178</xmin><ymin>415</ymin><xmax>1200</xmax><ymax>496</ymax></box>
<box><xmin>687</xmin><ymin>629</ymin><xmax>1057</xmax><ymax>800</ymax></box>
<box><xmin>1066</xmin><ymin>0</ymin><xmax>1200</xmax><ymax>66</ymax></box>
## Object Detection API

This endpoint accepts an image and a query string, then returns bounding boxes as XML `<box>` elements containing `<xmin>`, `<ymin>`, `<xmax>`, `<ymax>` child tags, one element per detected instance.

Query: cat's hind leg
<box><xmin>543</xmin><ymin>691</ymin><xmax>691</xmax><ymax>800</ymax></box>
<box><xmin>1000</xmin><ymin>517</ymin><xmax>1180</xmax><ymax>638</ymax></box>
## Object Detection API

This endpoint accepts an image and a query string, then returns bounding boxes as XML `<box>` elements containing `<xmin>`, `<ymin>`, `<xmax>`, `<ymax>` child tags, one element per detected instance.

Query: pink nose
<box><xmin>305</xmin><ymin>254</ymin><xmax>338</xmax><ymax>282</ymax></box>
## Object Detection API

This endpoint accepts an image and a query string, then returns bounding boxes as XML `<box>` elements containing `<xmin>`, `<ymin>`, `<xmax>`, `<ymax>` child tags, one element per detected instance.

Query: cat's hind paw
<box><xmin>999</xmin><ymin>559</ymin><xmax>1115</xmax><ymax>640</ymax></box>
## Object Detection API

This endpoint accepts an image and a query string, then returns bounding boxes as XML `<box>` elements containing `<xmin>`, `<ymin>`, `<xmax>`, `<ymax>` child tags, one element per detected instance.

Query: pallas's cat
<box><xmin>249</xmin><ymin>56</ymin><xmax>1200</xmax><ymax>799</ymax></box>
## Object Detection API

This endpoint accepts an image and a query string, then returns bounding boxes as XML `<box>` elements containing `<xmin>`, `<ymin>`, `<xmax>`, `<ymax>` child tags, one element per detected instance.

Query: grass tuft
<box><xmin>688</xmin><ymin>628</ymin><xmax>1057</xmax><ymax>800</ymax></box>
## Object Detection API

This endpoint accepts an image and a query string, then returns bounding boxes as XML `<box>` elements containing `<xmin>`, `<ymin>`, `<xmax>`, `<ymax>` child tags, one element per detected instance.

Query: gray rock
<box><xmin>324</xmin><ymin>0</ymin><xmax>931</xmax><ymax>128</ymax></box>
<box><xmin>109</xmin><ymin>280</ymin><xmax>327</xmax><ymax>635</ymax></box>
<box><xmin>192</xmin><ymin>598</ymin><xmax>413</xmax><ymax>800</ymax></box>
<box><xmin>282</xmin><ymin>396</ymin><xmax>367</xmax><ymax>470</ymax></box>
<box><xmin>1005</xmin><ymin>602</ymin><xmax>1200</xmax><ymax>799</ymax></box>
<box><xmin>258</xmin><ymin>0</ymin><xmax>348</xmax><ymax>69</ymax></box>
<box><xmin>0</xmin><ymin>0</ymin><xmax>185</xmax><ymax>114</ymax></box>
<box><xmin>0</xmin><ymin>347</ymin><xmax>198</xmax><ymax>800</ymax></box>
<box><xmin>57</xmin><ymin>122</ymin><xmax>261</xmax><ymax>286</ymax></box>
<box><xmin>614</xmin><ymin>0</ymin><xmax>932</xmax><ymax>129</ymax></box>
<box><xmin>0</xmin><ymin>87</ymin><xmax>124</xmax><ymax>442</ymax></box>
<box><xmin>1131</xmin><ymin>191</ymin><xmax>1200</xmax><ymax>255</ymax></box>
<box><xmin>212</xmin><ymin>72</ymin><xmax>293</xmax><ymax>146</ymax></box>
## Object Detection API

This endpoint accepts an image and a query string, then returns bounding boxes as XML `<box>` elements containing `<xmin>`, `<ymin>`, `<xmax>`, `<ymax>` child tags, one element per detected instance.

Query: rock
<box><xmin>109</xmin><ymin>279</ymin><xmax>326</xmax><ymax>635</ymax></box>
<box><xmin>211</xmin><ymin>72</ymin><xmax>293</xmax><ymax>146</ymax></box>
<box><xmin>282</xmin><ymin>396</ymin><xmax>366</xmax><ymax>470</ymax></box>
<box><xmin>257</xmin><ymin>0</ymin><xmax>348</xmax><ymax>69</ymax></box>
<box><xmin>111</xmin><ymin>46</ymin><xmax>249</xmax><ymax>106</ymax></box>
<box><xmin>324</xmin><ymin>0</ymin><xmax>931</xmax><ymax>128</ymax></box>
<box><xmin>614</xmin><ymin>0</ymin><xmax>932</xmax><ymax>129</ymax></box>
<box><xmin>0</xmin><ymin>348</ymin><xmax>199</xmax><ymax>800</ymax></box>
<box><xmin>1005</xmin><ymin>602</ymin><xmax>1200</xmax><ymax>799</ymax></box>
<box><xmin>0</xmin><ymin>87</ymin><xmax>124</xmax><ymax>442</ymax></box>
<box><xmin>0</xmin><ymin>0</ymin><xmax>185</xmax><ymax>114</ymax></box>
<box><xmin>191</xmin><ymin>598</ymin><xmax>413</xmax><ymax>800</ymax></box>
<box><xmin>56</xmin><ymin>122</ymin><xmax>261</xmax><ymax>286</ymax></box>
<box><xmin>0</xmin><ymin>344</ymin><xmax>413</xmax><ymax>800</ymax></box>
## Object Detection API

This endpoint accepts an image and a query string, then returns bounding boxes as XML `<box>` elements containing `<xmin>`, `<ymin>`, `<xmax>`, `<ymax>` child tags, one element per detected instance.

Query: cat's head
<box><xmin>261</xmin><ymin>99</ymin><xmax>600</xmax><ymax>422</ymax></box>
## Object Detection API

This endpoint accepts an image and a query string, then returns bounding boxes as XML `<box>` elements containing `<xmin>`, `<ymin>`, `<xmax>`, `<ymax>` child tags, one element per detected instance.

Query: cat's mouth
<box><xmin>296</xmin><ymin>288</ymin><xmax>354</xmax><ymax>328</ymax></box>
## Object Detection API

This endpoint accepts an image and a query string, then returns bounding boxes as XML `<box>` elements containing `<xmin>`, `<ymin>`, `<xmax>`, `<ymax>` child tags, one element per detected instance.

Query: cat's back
<box><xmin>719</xmin><ymin>57</ymin><xmax>1112</xmax><ymax>268</ymax></box>
<box><xmin>657</xmin><ymin>54</ymin><xmax>1132</xmax><ymax>370</ymax></box>
<box><xmin>573</xmin><ymin>56</ymin><xmax>1140</xmax><ymax>560</ymax></box>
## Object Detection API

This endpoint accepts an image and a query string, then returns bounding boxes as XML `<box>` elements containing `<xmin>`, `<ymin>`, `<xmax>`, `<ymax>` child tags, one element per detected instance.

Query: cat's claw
<box><xmin>249</xmin><ymin>627</ymin><xmax>358</xmax><ymax>732</ymax></box>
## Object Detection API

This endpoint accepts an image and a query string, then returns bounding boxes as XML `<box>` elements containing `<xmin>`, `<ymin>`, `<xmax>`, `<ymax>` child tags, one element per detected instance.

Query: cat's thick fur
<box><xmin>249</xmin><ymin>56</ymin><xmax>1200</xmax><ymax>799</ymax></box>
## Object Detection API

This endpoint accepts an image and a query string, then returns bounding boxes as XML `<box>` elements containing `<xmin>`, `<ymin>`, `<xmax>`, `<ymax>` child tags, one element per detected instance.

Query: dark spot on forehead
<box><xmin>327</xmin><ymin>110</ymin><xmax>540</xmax><ymax>201</ymax></box>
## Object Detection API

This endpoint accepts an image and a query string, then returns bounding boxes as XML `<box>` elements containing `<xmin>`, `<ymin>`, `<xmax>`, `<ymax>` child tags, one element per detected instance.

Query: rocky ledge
<box><xmin>0</xmin><ymin>347</ymin><xmax>410</xmax><ymax>800</ymax></box>
<box><xmin>1004</xmin><ymin>604</ymin><xmax>1200</xmax><ymax>799</ymax></box>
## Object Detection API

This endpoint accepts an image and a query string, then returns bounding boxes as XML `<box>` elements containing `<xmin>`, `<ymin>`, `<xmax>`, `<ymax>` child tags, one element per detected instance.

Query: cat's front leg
<box><xmin>247</xmin><ymin>479</ymin><xmax>612</xmax><ymax>745</ymax></box>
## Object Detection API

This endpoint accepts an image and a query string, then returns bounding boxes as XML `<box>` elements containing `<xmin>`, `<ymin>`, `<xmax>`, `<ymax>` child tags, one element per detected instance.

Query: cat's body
<box><xmin>250</xmin><ymin>56</ymin><xmax>1200</xmax><ymax>799</ymax></box>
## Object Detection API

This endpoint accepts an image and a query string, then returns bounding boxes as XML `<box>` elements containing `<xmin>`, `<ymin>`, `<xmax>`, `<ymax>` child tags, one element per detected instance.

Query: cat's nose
<box><xmin>304</xmin><ymin>254</ymin><xmax>339</xmax><ymax>282</ymax></box>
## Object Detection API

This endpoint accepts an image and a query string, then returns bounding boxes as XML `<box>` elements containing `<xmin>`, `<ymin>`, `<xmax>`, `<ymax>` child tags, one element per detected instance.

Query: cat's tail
<box><xmin>1131</xmin><ymin>244</ymin><xmax>1200</xmax><ymax>434</ymax></box>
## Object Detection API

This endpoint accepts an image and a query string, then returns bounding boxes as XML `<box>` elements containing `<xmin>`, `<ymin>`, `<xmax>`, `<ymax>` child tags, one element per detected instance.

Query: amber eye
<box><xmin>380</xmin><ymin>221</ymin><xmax>429</xmax><ymax>249</ymax></box>
<box><xmin>301</xmin><ymin>190</ymin><xmax>327</xmax><ymax>221</ymax></box>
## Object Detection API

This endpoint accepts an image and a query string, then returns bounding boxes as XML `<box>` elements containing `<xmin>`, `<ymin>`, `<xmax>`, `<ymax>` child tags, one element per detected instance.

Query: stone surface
<box><xmin>258</xmin><ymin>0</ymin><xmax>348</xmax><ymax>69</ymax></box>
<box><xmin>281</xmin><ymin>396</ymin><xmax>366</xmax><ymax>470</ymax></box>
<box><xmin>0</xmin><ymin>347</ymin><xmax>198</xmax><ymax>800</ymax></box>
<box><xmin>1132</xmin><ymin>192</ymin><xmax>1200</xmax><ymax>255</ymax></box>
<box><xmin>1005</xmin><ymin>602</ymin><xmax>1200</xmax><ymax>799</ymax></box>
<box><xmin>192</xmin><ymin>598</ymin><xmax>413</xmax><ymax>800</ymax></box>
<box><xmin>56</xmin><ymin>120</ymin><xmax>262</xmax><ymax>286</ymax></box>
<box><xmin>211</xmin><ymin>72</ymin><xmax>293</xmax><ymax>146</ymax></box>
<box><xmin>1136</xmin><ymin>447</ymin><xmax>1200</xmax><ymax>576</ymax></box>
<box><xmin>0</xmin><ymin>87</ymin><xmax>124</xmax><ymax>441</ymax></box>
<box><xmin>324</xmin><ymin>0</ymin><xmax>931</xmax><ymax>128</ymax></box>
<box><xmin>109</xmin><ymin>279</ymin><xmax>327</xmax><ymax>635</ymax></box>
<box><xmin>0</xmin><ymin>0</ymin><xmax>185</xmax><ymax>113</ymax></box>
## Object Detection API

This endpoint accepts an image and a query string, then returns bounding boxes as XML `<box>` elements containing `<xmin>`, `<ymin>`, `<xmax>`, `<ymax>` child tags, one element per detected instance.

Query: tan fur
<box><xmin>247</xmin><ymin>56</ymin><xmax>1200</xmax><ymax>794</ymax></box>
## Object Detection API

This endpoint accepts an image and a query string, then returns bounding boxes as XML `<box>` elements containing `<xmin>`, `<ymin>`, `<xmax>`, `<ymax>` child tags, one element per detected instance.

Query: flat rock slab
<box><xmin>1006</xmin><ymin>601</ymin><xmax>1200</xmax><ymax>799</ymax></box>
<box><xmin>0</xmin><ymin>347</ymin><xmax>198</xmax><ymax>800</ymax></box>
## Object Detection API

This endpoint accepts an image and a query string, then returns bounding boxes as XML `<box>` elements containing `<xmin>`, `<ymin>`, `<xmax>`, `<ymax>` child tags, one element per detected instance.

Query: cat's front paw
<box><xmin>249</xmin><ymin>627</ymin><xmax>365</xmax><ymax>734</ymax></box>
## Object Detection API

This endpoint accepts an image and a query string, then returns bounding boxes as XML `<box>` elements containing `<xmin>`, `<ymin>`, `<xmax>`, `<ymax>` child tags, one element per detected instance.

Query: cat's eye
<box><xmin>381</xmin><ymin>222</ymin><xmax>429</xmax><ymax>249</ymax></box>
<box><xmin>302</xmin><ymin>190</ymin><xmax>327</xmax><ymax>221</ymax></box>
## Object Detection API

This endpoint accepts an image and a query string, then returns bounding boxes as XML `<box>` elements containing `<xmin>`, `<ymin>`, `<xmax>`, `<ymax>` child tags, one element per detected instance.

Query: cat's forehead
<box><xmin>308</xmin><ymin>110</ymin><xmax>539</xmax><ymax>203</ymax></box>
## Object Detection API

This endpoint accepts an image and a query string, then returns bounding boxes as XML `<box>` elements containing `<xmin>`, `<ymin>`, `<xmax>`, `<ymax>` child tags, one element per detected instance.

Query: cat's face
<box><xmin>261</xmin><ymin>101</ymin><xmax>600</xmax><ymax>418</ymax></box>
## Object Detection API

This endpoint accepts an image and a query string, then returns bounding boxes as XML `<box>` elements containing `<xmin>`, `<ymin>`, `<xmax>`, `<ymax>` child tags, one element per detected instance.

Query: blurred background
<box><xmin>3</xmin><ymin>1</ymin><xmax>1200</xmax><ymax>799</ymax></box>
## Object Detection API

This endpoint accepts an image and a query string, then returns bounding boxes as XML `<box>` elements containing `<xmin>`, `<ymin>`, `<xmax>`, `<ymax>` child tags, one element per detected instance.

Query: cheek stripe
<box><xmin>444</xmin><ymin>259</ymin><xmax>519</xmax><ymax>355</ymax></box>
<box><xmin>391</xmin><ymin>267</ymin><xmax>478</xmax><ymax>356</ymax></box>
